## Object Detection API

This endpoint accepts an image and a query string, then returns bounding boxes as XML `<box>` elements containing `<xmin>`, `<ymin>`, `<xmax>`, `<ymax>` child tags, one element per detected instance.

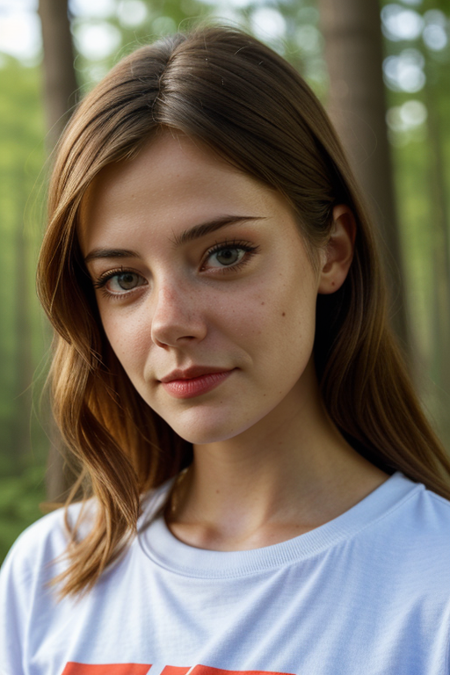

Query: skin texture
<box><xmin>79</xmin><ymin>131</ymin><xmax>388</xmax><ymax>551</ymax></box>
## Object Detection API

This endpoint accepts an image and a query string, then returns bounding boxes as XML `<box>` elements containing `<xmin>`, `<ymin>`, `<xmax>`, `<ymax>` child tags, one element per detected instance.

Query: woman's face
<box><xmin>79</xmin><ymin>132</ymin><xmax>324</xmax><ymax>444</ymax></box>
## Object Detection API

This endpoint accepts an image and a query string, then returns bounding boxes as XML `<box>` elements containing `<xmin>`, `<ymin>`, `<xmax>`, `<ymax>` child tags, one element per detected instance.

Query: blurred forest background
<box><xmin>0</xmin><ymin>0</ymin><xmax>449</xmax><ymax>563</ymax></box>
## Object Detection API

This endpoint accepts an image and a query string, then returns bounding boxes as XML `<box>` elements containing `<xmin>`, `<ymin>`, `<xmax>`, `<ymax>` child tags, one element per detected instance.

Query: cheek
<box><xmin>220</xmin><ymin>272</ymin><xmax>318</xmax><ymax>367</ymax></box>
<box><xmin>99</xmin><ymin>307</ymin><xmax>150</xmax><ymax>374</ymax></box>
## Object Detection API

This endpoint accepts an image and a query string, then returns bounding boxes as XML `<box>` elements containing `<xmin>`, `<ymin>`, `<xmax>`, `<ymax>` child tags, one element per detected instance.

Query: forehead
<box><xmin>77</xmin><ymin>131</ymin><xmax>288</xmax><ymax>254</ymax></box>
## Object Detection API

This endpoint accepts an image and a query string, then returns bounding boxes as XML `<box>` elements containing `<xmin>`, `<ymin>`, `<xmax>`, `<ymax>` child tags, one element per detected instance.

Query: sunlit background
<box><xmin>1</xmin><ymin>0</ymin><xmax>449</xmax><ymax>561</ymax></box>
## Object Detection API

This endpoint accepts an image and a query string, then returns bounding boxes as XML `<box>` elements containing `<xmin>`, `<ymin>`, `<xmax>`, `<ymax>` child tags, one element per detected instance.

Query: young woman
<box><xmin>1</xmin><ymin>25</ymin><xmax>450</xmax><ymax>675</ymax></box>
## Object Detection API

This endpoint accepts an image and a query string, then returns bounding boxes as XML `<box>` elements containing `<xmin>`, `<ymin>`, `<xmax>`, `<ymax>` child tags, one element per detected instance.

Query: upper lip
<box><xmin>159</xmin><ymin>366</ymin><xmax>234</xmax><ymax>383</ymax></box>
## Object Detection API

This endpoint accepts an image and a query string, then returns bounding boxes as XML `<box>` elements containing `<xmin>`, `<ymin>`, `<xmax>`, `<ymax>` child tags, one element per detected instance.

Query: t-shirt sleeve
<box><xmin>0</xmin><ymin>506</ymin><xmax>78</xmax><ymax>675</ymax></box>
<box><xmin>0</xmin><ymin>534</ymin><xmax>34</xmax><ymax>675</ymax></box>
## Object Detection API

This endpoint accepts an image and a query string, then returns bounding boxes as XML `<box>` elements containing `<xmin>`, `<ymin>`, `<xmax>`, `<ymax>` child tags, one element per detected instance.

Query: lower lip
<box><xmin>161</xmin><ymin>371</ymin><xmax>234</xmax><ymax>399</ymax></box>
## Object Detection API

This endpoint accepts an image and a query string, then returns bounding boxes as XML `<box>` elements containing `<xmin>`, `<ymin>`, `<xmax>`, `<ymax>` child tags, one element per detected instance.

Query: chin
<box><xmin>161</xmin><ymin>399</ymin><xmax>274</xmax><ymax>445</ymax></box>
<box><xmin>157</xmin><ymin>404</ymin><xmax>248</xmax><ymax>445</ymax></box>
<box><xmin>167</xmin><ymin>420</ymin><xmax>243</xmax><ymax>445</ymax></box>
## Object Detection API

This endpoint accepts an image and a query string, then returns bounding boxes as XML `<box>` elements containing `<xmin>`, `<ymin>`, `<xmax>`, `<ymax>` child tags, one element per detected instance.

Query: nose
<box><xmin>150</xmin><ymin>281</ymin><xmax>207</xmax><ymax>348</ymax></box>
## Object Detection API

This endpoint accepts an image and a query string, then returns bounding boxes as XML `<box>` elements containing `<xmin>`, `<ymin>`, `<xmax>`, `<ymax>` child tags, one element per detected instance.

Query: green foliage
<box><xmin>0</xmin><ymin>58</ymin><xmax>48</xmax><ymax>563</ymax></box>
<box><xmin>71</xmin><ymin>0</ymin><xmax>325</xmax><ymax>97</ymax></box>
<box><xmin>380</xmin><ymin>0</ymin><xmax>450</xmax><ymax>440</ymax></box>
<box><xmin>0</xmin><ymin>464</ymin><xmax>47</xmax><ymax>563</ymax></box>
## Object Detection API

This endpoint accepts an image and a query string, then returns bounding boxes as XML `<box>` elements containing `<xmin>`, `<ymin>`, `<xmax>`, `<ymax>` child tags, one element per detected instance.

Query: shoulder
<box><xmin>1</xmin><ymin>476</ymin><xmax>172</xmax><ymax>589</ymax></box>
<box><xmin>402</xmin><ymin>483</ymin><xmax>450</xmax><ymax>554</ymax></box>
<box><xmin>364</xmin><ymin>477</ymin><xmax>450</xmax><ymax>588</ymax></box>
<box><xmin>0</xmin><ymin>502</ymin><xmax>95</xmax><ymax>671</ymax></box>
<box><xmin>390</xmin><ymin>479</ymin><xmax>450</xmax><ymax>541</ymax></box>
<box><xmin>1</xmin><ymin>477</ymin><xmax>171</xmax><ymax>589</ymax></box>
<box><xmin>0</xmin><ymin>500</ymin><xmax>92</xmax><ymax>589</ymax></box>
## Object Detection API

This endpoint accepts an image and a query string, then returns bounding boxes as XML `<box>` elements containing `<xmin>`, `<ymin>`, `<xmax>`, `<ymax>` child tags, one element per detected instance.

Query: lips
<box><xmin>160</xmin><ymin>366</ymin><xmax>232</xmax><ymax>383</ymax></box>
<box><xmin>159</xmin><ymin>366</ymin><xmax>235</xmax><ymax>399</ymax></box>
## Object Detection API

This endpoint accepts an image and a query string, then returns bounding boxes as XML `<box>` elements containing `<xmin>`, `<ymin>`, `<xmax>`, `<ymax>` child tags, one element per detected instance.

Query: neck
<box><xmin>166</xmin><ymin>362</ymin><xmax>388</xmax><ymax>550</ymax></box>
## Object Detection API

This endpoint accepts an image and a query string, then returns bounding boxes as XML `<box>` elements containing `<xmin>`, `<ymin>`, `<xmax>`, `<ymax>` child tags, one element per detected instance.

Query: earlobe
<box><xmin>318</xmin><ymin>204</ymin><xmax>356</xmax><ymax>295</ymax></box>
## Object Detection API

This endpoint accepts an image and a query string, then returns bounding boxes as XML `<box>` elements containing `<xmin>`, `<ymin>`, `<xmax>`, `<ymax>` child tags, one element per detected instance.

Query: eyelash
<box><xmin>93</xmin><ymin>265</ymin><xmax>139</xmax><ymax>300</ymax></box>
<box><xmin>92</xmin><ymin>239</ymin><xmax>259</xmax><ymax>299</ymax></box>
<box><xmin>201</xmin><ymin>239</ymin><xmax>259</xmax><ymax>273</ymax></box>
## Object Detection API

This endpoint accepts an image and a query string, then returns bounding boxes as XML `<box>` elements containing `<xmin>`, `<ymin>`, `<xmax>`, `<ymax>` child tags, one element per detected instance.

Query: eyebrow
<box><xmin>171</xmin><ymin>215</ymin><xmax>265</xmax><ymax>246</ymax></box>
<box><xmin>84</xmin><ymin>215</ymin><xmax>265</xmax><ymax>264</ymax></box>
<box><xmin>84</xmin><ymin>248</ymin><xmax>140</xmax><ymax>264</ymax></box>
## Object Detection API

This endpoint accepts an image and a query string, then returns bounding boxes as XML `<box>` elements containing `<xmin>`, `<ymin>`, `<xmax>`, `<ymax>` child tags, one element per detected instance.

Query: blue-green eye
<box><xmin>108</xmin><ymin>272</ymin><xmax>142</xmax><ymax>291</ymax></box>
<box><xmin>93</xmin><ymin>269</ymin><xmax>146</xmax><ymax>296</ymax></box>
<box><xmin>209</xmin><ymin>247</ymin><xmax>246</xmax><ymax>267</ymax></box>
<box><xmin>203</xmin><ymin>241</ymin><xmax>259</xmax><ymax>271</ymax></box>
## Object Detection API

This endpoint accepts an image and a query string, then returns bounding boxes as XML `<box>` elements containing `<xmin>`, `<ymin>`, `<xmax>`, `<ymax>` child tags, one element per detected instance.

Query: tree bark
<box><xmin>38</xmin><ymin>0</ymin><xmax>79</xmax><ymax>501</ymax></box>
<box><xmin>38</xmin><ymin>0</ymin><xmax>79</xmax><ymax>150</ymax></box>
<box><xmin>425</xmin><ymin>65</ymin><xmax>450</xmax><ymax>435</ymax></box>
<box><xmin>317</xmin><ymin>0</ymin><xmax>409</xmax><ymax>349</ymax></box>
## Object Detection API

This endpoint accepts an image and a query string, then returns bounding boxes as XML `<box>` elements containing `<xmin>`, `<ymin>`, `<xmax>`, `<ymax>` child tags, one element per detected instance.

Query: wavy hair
<box><xmin>37</xmin><ymin>25</ymin><xmax>450</xmax><ymax>597</ymax></box>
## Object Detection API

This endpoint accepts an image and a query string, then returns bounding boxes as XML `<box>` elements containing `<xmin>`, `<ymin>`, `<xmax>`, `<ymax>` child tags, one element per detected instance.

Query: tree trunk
<box><xmin>38</xmin><ymin>0</ymin><xmax>79</xmax><ymax>150</ymax></box>
<box><xmin>317</xmin><ymin>0</ymin><xmax>409</xmax><ymax>350</ymax></box>
<box><xmin>425</xmin><ymin>65</ymin><xmax>450</xmax><ymax>438</ymax></box>
<box><xmin>38</xmin><ymin>0</ymin><xmax>79</xmax><ymax>501</ymax></box>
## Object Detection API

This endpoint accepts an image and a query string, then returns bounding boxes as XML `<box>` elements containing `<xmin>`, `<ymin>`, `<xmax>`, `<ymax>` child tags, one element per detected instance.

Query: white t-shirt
<box><xmin>1</xmin><ymin>472</ymin><xmax>450</xmax><ymax>675</ymax></box>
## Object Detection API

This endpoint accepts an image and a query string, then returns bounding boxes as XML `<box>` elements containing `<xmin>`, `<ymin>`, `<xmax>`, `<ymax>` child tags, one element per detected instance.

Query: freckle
<box><xmin>282</xmin><ymin>312</ymin><xmax>286</xmax><ymax>317</ymax></box>
<box><xmin>261</xmin><ymin>302</ymin><xmax>265</xmax><ymax>305</ymax></box>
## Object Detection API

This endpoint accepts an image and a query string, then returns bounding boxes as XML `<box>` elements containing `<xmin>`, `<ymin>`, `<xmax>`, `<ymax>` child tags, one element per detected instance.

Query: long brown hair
<box><xmin>37</xmin><ymin>25</ymin><xmax>450</xmax><ymax>597</ymax></box>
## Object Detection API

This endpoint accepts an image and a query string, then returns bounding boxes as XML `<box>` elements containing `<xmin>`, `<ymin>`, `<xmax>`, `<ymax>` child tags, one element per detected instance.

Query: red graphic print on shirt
<box><xmin>61</xmin><ymin>666</ymin><xmax>152</xmax><ymax>675</ymax></box>
<box><xmin>62</xmin><ymin>665</ymin><xmax>294</xmax><ymax>675</ymax></box>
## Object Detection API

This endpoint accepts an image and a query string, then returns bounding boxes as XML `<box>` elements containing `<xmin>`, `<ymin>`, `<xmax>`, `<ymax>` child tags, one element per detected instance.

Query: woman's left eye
<box><xmin>208</xmin><ymin>247</ymin><xmax>245</xmax><ymax>267</ymax></box>
<box><xmin>203</xmin><ymin>243</ymin><xmax>257</xmax><ymax>271</ymax></box>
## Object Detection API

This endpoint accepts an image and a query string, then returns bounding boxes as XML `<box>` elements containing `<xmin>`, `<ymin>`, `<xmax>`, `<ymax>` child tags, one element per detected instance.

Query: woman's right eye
<box><xmin>94</xmin><ymin>270</ymin><xmax>147</xmax><ymax>296</ymax></box>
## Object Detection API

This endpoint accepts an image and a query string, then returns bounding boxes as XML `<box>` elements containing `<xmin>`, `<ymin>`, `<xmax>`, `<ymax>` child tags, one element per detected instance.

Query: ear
<box><xmin>318</xmin><ymin>204</ymin><xmax>356</xmax><ymax>294</ymax></box>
